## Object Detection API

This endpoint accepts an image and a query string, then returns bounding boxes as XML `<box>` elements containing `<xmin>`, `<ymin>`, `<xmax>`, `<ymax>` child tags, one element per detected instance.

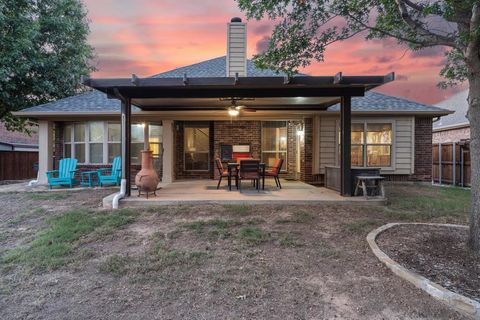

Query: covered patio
<box><xmin>83</xmin><ymin>73</ymin><xmax>394</xmax><ymax>206</ymax></box>
<box><xmin>102</xmin><ymin>179</ymin><xmax>386</xmax><ymax>208</ymax></box>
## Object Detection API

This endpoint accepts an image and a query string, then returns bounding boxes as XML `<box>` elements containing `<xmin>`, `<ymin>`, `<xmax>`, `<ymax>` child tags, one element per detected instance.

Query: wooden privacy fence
<box><xmin>0</xmin><ymin>151</ymin><xmax>38</xmax><ymax>181</ymax></box>
<box><xmin>432</xmin><ymin>141</ymin><xmax>471</xmax><ymax>187</ymax></box>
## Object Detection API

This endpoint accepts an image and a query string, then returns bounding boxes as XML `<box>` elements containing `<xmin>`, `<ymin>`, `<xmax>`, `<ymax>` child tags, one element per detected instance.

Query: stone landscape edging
<box><xmin>367</xmin><ymin>222</ymin><xmax>480</xmax><ymax>319</ymax></box>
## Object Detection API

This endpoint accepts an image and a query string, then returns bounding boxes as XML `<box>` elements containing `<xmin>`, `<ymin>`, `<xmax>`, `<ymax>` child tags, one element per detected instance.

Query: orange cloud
<box><xmin>83</xmin><ymin>0</ymin><xmax>465</xmax><ymax>104</ymax></box>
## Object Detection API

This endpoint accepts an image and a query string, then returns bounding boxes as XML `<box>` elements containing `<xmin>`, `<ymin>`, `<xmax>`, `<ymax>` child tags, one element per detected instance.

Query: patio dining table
<box><xmin>227</xmin><ymin>162</ymin><xmax>266</xmax><ymax>191</ymax></box>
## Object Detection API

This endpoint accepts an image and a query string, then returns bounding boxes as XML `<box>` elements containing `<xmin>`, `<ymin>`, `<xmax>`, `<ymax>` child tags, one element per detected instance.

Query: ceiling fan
<box><xmin>220</xmin><ymin>98</ymin><xmax>256</xmax><ymax>116</ymax></box>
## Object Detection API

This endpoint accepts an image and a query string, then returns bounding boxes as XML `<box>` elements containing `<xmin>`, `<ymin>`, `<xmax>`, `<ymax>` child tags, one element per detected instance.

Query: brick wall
<box><xmin>433</xmin><ymin>126</ymin><xmax>470</xmax><ymax>144</ymax></box>
<box><xmin>54</xmin><ymin>122</ymin><xmax>64</xmax><ymax>169</ymax></box>
<box><xmin>300</xmin><ymin>118</ymin><xmax>314</xmax><ymax>183</ymax></box>
<box><xmin>213</xmin><ymin>120</ymin><xmax>261</xmax><ymax>179</ymax></box>
<box><xmin>287</xmin><ymin>121</ymin><xmax>300</xmax><ymax>179</ymax></box>
<box><xmin>413</xmin><ymin>117</ymin><xmax>433</xmax><ymax>181</ymax></box>
<box><xmin>174</xmin><ymin>121</ymin><xmax>214</xmax><ymax>180</ymax></box>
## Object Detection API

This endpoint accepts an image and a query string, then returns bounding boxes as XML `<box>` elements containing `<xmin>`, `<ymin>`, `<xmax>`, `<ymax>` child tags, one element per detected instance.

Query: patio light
<box><xmin>228</xmin><ymin>107</ymin><xmax>239</xmax><ymax>117</ymax></box>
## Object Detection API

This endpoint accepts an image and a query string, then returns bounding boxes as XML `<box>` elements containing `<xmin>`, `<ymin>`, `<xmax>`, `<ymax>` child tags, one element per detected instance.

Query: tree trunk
<box><xmin>467</xmin><ymin>73</ymin><xmax>480</xmax><ymax>253</ymax></box>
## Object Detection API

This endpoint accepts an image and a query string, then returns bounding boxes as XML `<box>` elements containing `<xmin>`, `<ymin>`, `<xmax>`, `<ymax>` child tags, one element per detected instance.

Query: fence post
<box><xmin>452</xmin><ymin>142</ymin><xmax>456</xmax><ymax>186</ymax></box>
<box><xmin>460</xmin><ymin>146</ymin><xmax>464</xmax><ymax>187</ymax></box>
<box><xmin>438</xmin><ymin>143</ymin><xmax>442</xmax><ymax>185</ymax></box>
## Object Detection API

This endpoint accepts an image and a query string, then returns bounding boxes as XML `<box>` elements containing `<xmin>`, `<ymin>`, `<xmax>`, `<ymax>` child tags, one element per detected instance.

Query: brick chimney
<box><xmin>226</xmin><ymin>17</ymin><xmax>247</xmax><ymax>77</ymax></box>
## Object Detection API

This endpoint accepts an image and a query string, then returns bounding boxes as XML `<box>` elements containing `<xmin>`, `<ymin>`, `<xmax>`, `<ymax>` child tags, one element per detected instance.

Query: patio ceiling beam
<box><xmin>84</xmin><ymin>74</ymin><xmax>393</xmax><ymax>90</ymax></box>
<box><xmin>134</xmin><ymin>104</ymin><xmax>337</xmax><ymax>111</ymax></box>
<box><xmin>105</xmin><ymin>86</ymin><xmax>366</xmax><ymax>100</ymax></box>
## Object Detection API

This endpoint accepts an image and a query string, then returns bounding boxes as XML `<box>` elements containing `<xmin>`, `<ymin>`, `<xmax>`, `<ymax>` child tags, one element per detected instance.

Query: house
<box><xmin>433</xmin><ymin>89</ymin><xmax>469</xmax><ymax>143</ymax></box>
<box><xmin>0</xmin><ymin>122</ymin><xmax>38</xmax><ymax>181</ymax></box>
<box><xmin>432</xmin><ymin>90</ymin><xmax>471</xmax><ymax>187</ymax></box>
<box><xmin>0</xmin><ymin>122</ymin><xmax>38</xmax><ymax>152</ymax></box>
<box><xmin>14</xmin><ymin>18</ymin><xmax>451</xmax><ymax>196</ymax></box>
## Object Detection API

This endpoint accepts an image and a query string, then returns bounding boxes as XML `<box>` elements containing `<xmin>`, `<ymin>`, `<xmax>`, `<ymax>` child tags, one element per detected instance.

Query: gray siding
<box><xmin>314</xmin><ymin>115</ymin><xmax>415</xmax><ymax>175</ymax></box>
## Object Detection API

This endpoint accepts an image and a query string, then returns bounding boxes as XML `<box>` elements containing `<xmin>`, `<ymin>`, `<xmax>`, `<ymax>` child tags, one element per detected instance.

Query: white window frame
<box><xmin>63</xmin><ymin>121</ymin><xmax>161</xmax><ymax>165</ymax></box>
<box><xmin>335</xmin><ymin>119</ymin><xmax>396</xmax><ymax>170</ymax></box>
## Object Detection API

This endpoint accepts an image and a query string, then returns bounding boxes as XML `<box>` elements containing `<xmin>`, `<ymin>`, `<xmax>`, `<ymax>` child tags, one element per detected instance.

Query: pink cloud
<box><xmin>83</xmin><ymin>0</ymin><xmax>464</xmax><ymax>104</ymax></box>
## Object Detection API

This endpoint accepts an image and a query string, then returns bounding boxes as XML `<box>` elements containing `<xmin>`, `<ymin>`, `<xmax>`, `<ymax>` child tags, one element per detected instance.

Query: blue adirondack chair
<box><xmin>97</xmin><ymin>156</ymin><xmax>122</xmax><ymax>186</ymax></box>
<box><xmin>46</xmin><ymin>158</ymin><xmax>78</xmax><ymax>189</ymax></box>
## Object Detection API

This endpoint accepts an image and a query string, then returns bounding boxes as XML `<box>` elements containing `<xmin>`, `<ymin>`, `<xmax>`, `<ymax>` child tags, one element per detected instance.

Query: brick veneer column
<box><xmin>54</xmin><ymin>122</ymin><xmax>64</xmax><ymax>169</ymax></box>
<box><xmin>213</xmin><ymin>120</ymin><xmax>261</xmax><ymax>179</ymax></box>
<box><xmin>300</xmin><ymin>118</ymin><xmax>314</xmax><ymax>183</ymax></box>
<box><xmin>414</xmin><ymin>117</ymin><xmax>433</xmax><ymax>181</ymax></box>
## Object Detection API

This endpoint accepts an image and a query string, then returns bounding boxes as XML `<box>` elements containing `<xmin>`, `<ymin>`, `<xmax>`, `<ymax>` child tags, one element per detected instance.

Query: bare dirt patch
<box><xmin>377</xmin><ymin>224</ymin><xmax>480</xmax><ymax>302</ymax></box>
<box><xmin>0</xmin><ymin>185</ymin><xmax>472</xmax><ymax>319</ymax></box>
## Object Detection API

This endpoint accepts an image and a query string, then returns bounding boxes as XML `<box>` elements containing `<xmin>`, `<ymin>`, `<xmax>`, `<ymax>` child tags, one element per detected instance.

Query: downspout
<box><xmin>28</xmin><ymin>171</ymin><xmax>39</xmax><ymax>187</ymax></box>
<box><xmin>112</xmin><ymin>179</ymin><xmax>126</xmax><ymax>209</ymax></box>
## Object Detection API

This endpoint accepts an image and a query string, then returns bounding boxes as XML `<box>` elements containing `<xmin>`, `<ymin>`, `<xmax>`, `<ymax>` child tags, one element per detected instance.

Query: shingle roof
<box><xmin>433</xmin><ymin>90</ymin><xmax>469</xmax><ymax>129</ymax></box>
<box><xmin>152</xmin><ymin>56</ymin><xmax>288</xmax><ymax>78</ymax></box>
<box><xmin>328</xmin><ymin>91</ymin><xmax>450</xmax><ymax>113</ymax></box>
<box><xmin>19</xmin><ymin>56</ymin><xmax>448</xmax><ymax>115</ymax></box>
<box><xmin>0</xmin><ymin>122</ymin><xmax>38</xmax><ymax>145</ymax></box>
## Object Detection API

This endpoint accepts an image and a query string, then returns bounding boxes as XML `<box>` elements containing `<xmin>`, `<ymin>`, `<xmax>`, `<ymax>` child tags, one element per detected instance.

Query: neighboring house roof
<box><xmin>433</xmin><ymin>90</ymin><xmax>469</xmax><ymax>131</ymax></box>
<box><xmin>18</xmin><ymin>56</ymin><xmax>449</xmax><ymax>115</ymax></box>
<box><xmin>0</xmin><ymin>122</ymin><xmax>38</xmax><ymax>146</ymax></box>
<box><xmin>329</xmin><ymin>91</ymin><xmax>449</xmax><ymax>113</ymax></box>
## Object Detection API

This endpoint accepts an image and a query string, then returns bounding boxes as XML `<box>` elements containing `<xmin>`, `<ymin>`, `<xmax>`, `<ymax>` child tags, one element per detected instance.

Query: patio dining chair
<box><xmin>215</xmin><ymin>158</ymin><xmax>232</xmax><ymax>189</ymax></box>
<box><xmin>238</xmin><ymin>159</ymin><xmax>260</xmax><ymax>192</ymax></box>
<box><xmin>265</xmin><ymin>158</ymin><xmax>284</xmax><ymax>189</ymax></box>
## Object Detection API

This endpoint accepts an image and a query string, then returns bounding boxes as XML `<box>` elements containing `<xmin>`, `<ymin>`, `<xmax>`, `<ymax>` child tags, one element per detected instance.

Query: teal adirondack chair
<box><xmin>97</xmin><ymin>156</ymin><xmax>122</xmax><ymax>186</ymax></box>
<box><xmin>46</xmin><ymin>158</ymin><xmax>78</xmax><ymax>189</ymax></box>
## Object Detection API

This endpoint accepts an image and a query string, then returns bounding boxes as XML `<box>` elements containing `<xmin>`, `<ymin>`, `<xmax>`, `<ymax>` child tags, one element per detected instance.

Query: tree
<box><xmin>237</xmin><ymin>0</ymin><xmax>480</xmax><ymax>252</ymax></box>
<box><xmin>0</xmin><ymin>0</ymin><xmax>94</xmax><ymax>132</ymax></box>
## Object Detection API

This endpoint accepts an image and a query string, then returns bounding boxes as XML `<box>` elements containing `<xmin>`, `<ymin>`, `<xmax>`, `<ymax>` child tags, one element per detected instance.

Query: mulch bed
<box><xmin>377</xmin><ymin>224</ymin><xmax>480</xmax><ymax>302</ymax></box>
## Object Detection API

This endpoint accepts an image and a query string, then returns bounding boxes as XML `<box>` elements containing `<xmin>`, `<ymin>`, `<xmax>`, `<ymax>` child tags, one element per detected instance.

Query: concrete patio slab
<box><xmin>103</xmin><ymin>179</ymin><xmax>386</xmax><ymax>208</ymax></box>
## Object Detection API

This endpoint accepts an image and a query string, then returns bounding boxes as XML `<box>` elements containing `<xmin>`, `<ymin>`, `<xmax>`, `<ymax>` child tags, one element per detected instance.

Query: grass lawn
<box><xmin>0</xmin><ymin>184</ymin><xmax>471</xmax><ymax>319</ymax></box>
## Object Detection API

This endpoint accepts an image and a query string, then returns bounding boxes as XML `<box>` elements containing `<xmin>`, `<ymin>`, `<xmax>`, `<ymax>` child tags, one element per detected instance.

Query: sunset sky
<box><xmin>84</xmin><ymin>0</ymin><xmax>467</xmax><ymax>105</ymax></box>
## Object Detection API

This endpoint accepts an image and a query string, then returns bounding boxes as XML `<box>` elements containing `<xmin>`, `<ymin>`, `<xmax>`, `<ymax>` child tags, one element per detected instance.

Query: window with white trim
<box><xmin>107</xmin><ymin>122</ymin><xmax>121</xmax><ymax>163</ymax></box>
<box><xmin>63</xmin><ymin>121</ymin><xmax>161</xmax><ymax>165</ymax></box>
<box><xmin>337</xmin><ymin>121</ymin><xmax>393</xmax><ymax>168</ymax></box>
<box><xmin>89</xmin><ymin>122</ymin><xmax>104</xmax><ymax>163</ymax></box>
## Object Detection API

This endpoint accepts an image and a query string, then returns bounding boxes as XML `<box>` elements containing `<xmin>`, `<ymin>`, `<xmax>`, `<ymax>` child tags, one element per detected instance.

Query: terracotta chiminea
<box><xmin>135</xmin><ymin>150</ymin><xmax>159</xmax><ymax>198</ymax></box>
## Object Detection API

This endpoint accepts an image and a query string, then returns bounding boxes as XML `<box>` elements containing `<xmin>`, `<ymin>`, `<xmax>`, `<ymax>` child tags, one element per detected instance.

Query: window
<box><xmin>261</xmin><ymin>121</ymin><xmax>287</xmax><ymax>168</ymax></box>
<box><xmin>338</xmin><ymin>122</ymin><xmax>393</xmax><ymax>168</ymax></box>
<box><xmin>184</xmin><ymin>122</ymin><xmax>209</xmax><ymax>171</ymax></box>
<box><xmin>108</xmin><ymin>122</ymin><xmax>121</xmax><ymax>163</ymax></box>
<box><xmin>64</xmin><ymin>124</ymin><xmax>72</xmax><ymax>160</ymax></box>
<box><xmin>89</xmin><ymin>122</ymin><xmax>103</xmax><ymax>163</ymax></box>
<box><xmin>149</xmin><ymin>124</ymin><xmax>163</xmax><ymax>170</ymax></box>
<box><xmin>63</xmin><ymin>121</ymin><xmax>160</xmax><ymax>165</ymax></box>
<box><xmin>366</xmin><ymin>123</ymin><xmax>392</xmax><ymax>167</ymax></box>
<box><xmin>131</xmin><ymin>124</ymin><xmax>145</xmax><ymax>164</ymax></box>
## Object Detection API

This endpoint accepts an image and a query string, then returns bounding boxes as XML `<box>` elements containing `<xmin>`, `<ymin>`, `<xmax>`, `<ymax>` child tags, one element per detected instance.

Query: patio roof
<box><xmin>83</xmin><ymin>72</ymin><xmax>395</xmax><ymax>198</ymax></box>
<box><xmin>83</xmin><ymin>73</ymin><xmax>395</xmax><ymax>111</ymax></box>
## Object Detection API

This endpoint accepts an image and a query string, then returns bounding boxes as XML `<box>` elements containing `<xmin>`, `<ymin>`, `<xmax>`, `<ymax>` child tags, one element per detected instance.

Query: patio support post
<box><xmin>37</xmin><ymin>120</ymin><xmax>54</xmax><ymax>185</ymax></box>
<box><xmin>340</xmin><ymin>96</ymin><xmax>352</xmax><ymax>196</ymax></box>
<box><xmin>161</xmin><ymin>120</ymin><xmax>174</xmax><ymax>183</ymax></box>
<box><xmin>121</xmin><ymin>97</ymin><xmax>132</xmax><ymax>196</ymax></box>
